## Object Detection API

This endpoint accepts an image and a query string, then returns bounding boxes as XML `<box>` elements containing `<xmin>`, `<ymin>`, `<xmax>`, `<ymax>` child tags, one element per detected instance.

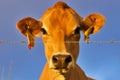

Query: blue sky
<box><xmin>0</xmin><ymin>0</ymin><xmax>120</xmax><ymax>80</ymax></box>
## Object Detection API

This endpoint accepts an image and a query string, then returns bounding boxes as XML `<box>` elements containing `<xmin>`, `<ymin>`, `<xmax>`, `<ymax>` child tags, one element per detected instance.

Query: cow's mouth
<box><xmin>51</xmin><ymin>67</ymin><xmax>71</xmax><ymax>74</ymax></box>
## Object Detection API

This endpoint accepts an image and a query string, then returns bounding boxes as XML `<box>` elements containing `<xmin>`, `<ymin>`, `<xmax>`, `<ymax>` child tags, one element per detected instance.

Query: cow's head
<box><xmin>16</xmin><ymin>1</ymin><xmax>106</xmax><ymax>74</ymax></box>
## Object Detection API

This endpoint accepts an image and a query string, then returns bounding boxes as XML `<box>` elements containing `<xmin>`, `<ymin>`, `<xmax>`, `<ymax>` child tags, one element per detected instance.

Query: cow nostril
<box><xmin>51</xmin><ymin>54</ymin><xmax>73</xmax><ymax>70</ymax></box>
<box><xmin>52</xmin><ymin>56</ymin><xmax>58</xmax><ymax>63</ymax></box>
<box><xmin>65</xmin><ymin>55</ymin><xmax>72</xmax><ymax>64</ymax></box>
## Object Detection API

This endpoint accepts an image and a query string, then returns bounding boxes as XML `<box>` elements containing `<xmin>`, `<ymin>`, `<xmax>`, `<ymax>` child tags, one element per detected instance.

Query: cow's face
<box><xmin>41</xmin><ymin>14</ymin><xmax>81</xmax><ymax>74</ymax></box>
<box><xmin>16</xmin><ymin>1</ymin><xmax>106</xmax><ymax>74</ymax></box>
<box><xmin>40</xmin><ymin>3</ymin><xmax>83</xmax><ymax>73</ymax></box>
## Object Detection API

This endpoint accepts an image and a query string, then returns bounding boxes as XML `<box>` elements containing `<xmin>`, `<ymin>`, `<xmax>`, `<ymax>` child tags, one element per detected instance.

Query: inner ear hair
<box><xmin>82</xmin><ymin>13</ymin><xmax>106</xmax><ymax>34</ymax></box>
<box><xmin>16</xmin><ymin>17</ymin><xmax>42</xmax><ymax>36</ymax></box>
<box><xmin>81</xmin><ymin>13</ymin><xmax>106</xmax><ymax>42</ymax></box>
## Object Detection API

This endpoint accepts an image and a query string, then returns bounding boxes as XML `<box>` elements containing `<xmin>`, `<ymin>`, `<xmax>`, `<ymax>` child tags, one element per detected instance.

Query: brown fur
<box><xmin>16</xmin><ymin>1</ymin><xmax>106</xmax><ymax>80</ymax></box>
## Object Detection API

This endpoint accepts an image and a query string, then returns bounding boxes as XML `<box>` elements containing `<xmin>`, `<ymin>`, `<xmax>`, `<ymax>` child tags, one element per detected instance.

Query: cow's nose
<box><xmin>52</xmin><ymin>54</ymin><xmax>73</xmax><ymax>69</ymax></box>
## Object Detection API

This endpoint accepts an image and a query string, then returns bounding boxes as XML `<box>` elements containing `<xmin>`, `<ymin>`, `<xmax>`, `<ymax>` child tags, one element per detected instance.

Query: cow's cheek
<box><xmin>44</xmin><ymin>43</ymin><xmax>54</xmax><ymax>62</ymax></box>
<box><xmin>65</xmin><ymin>43</ymin><xmax>79</xmax><ymax>62</ymax></box>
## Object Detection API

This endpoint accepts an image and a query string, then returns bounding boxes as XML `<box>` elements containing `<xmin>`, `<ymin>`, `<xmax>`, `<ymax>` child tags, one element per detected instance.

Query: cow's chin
<box><xmin>54</xmin><ymin>74</ymin><xmax>66</xmax><ymax>80</ymax></box>
<box><xmin>51</xmin><ymin>68</ymin><xmax>72</xmax><ymax>80</ymax></box>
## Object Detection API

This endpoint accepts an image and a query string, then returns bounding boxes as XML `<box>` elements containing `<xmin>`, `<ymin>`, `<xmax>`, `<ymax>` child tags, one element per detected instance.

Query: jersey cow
<box><xmin>16</xmin><ymin>1</ymin><xmax>106</xmax><ymax>80</ymax></box>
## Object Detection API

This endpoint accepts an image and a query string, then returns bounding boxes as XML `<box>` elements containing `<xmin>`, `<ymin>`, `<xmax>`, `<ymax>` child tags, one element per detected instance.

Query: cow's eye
<box><xmin>73</xmin><ymin>27</ymin><xmax>80</xmax><ymax>34</ymax></box>
<box><xmin>41</xmin><ymin>28</ymin><xmax>47</xmax><ymax>35</ymax></box>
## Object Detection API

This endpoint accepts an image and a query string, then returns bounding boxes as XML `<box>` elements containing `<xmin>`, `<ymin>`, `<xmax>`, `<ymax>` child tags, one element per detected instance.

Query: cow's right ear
<box><xmin>81</xmin><ymin>13</ymin><xmax>106</xmax><ymax>42</ymax></box>
<box><xmin>16</xmin><ymin>17</ymin><xmax>42</xmax><ymax>49</ymax></box>
<box><xmin>16</xmin><ymin>17</ymin><xmax>42</xmax><ymax>37</ymax></box>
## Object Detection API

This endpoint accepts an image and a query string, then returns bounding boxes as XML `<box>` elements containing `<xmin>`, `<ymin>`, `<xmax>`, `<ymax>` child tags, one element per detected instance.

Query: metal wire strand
<box><xmin>0</xmin><ymin>40</ymin><xmax>120</xmax><ymax>44</ymax></box>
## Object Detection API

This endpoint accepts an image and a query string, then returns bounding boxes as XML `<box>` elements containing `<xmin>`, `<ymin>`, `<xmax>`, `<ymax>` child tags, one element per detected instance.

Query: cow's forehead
<box><xmin>40</xmin><ymin>2</ymin><xmax>82</xmax><ymax>36</ymax></box>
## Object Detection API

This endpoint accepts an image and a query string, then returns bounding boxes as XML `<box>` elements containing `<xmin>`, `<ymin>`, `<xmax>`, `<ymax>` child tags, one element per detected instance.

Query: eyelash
<box><xmin>40</xmin><ymin>27</ymin><xmax>80</xmax><ymax>35</ymax></box>
<box><xmin>73</xmin><ymin>27</ymin><xmax>80</xmax><ymax>34</ymax></box>
<box><xmin>41</xmin><ymin>28</ymin><xmax>47</xmax><ymax>35</ymax></box>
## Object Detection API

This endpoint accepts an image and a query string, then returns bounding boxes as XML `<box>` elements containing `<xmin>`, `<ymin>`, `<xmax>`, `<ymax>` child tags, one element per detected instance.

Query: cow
<box><xmin>16</xmin><ymin>1</ymin><xmax>106</xmax><ymax>80</ymax></box>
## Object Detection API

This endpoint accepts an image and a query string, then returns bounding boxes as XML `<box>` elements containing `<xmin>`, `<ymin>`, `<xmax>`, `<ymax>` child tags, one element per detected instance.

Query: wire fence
<box><xmin>0</xmin><ymin>40</ymin><xmax>120</xmax><ymax>44</ymax></box>
<box><xmin>0</xmin><ymin>40</ymin><xmax>120</xmax><ymax>80</ymax></box>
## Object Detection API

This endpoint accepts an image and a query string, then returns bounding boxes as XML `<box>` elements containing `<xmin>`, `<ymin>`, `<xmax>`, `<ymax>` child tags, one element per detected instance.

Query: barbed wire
<box><xmin>0</xmin><ymin>40</ymin><xmax>120</xmax><ymax>44</ymax></box>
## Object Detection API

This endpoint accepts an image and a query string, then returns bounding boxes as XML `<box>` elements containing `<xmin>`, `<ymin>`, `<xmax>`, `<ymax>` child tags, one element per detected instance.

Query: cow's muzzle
<box><xmin>50</xmin><ymin>53</ymin><xmax>74</xmax><ymax>74</ymax></box>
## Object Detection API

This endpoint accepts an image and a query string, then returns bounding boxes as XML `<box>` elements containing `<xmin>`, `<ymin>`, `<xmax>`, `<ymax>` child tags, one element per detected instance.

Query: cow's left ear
<box><xmin>81</xmin><ymin>13</ymin><xmax>106</xmax><ymax>42</ymax></box>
